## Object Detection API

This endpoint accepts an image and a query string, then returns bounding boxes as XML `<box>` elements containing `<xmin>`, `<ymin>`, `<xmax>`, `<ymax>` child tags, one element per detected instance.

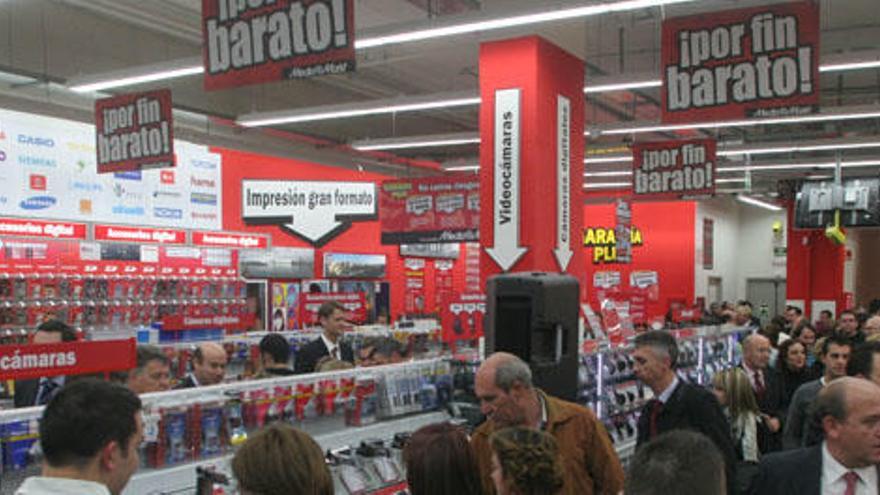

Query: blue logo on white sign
<box><xmin>153</xmin><ymin>207</ymin><xmax>183</xmax><ymax>219</ymax></box>
<box><xmin>113</xmin><ymin>171</ymin><xmax>142</xmax><ymax>181</ymax></box>
<box><xmin>18</xmin><ymin>156</ymin><xmax>56</xmax><ymax>167</ymax></box>
<box><xmin>17</xmin><ymin>135</ymin><xmax>54</xmax><ymax>148</ymax></box>
<box><xmin>20</xmin><ymin>196</ymin><xmax>56</xmax><ymax>210</ymax></box>
<box><xmin>191</xmin><ymin>192</ymin><xmax>217</xmax><ymax>205</ymax></box>
<box><xmin>191</xmin><ymin>159</ymin><xmax>217</xmax><ymax>170</ymax></box>
<box><xmin>111</xmin><ymin>205</ymin><xmax>145</xmax><ymax>216</ymax></box>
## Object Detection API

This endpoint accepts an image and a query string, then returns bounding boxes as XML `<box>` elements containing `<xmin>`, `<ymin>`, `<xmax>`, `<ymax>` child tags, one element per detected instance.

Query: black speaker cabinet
<box><xmin>486</xmin><ymin>272</ymin><xmax>579</xmax><ymax>401</ymax></box>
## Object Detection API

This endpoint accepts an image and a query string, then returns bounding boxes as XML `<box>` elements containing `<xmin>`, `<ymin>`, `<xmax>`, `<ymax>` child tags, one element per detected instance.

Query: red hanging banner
<box><xmin>632</xmin><ymin>139</ymin><xmax>716</xmax><ymax>199</ymax></box>
<box><xmin>0</xmin><ymin>339</ymin><xmax>137</xmax><ymax>380</ymax></box>
<box><xmin>379</xmin><ymin>176</ymin><xmax>480</xmax><ymax>245</ymax></box>
<box><xmin>95</xmin><ymin>89</ymin><xmax>175</xmax><ymax>173</ymax></box>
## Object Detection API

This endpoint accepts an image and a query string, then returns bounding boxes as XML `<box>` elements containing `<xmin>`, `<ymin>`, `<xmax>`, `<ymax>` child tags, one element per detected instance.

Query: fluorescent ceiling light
<box><xmin>806</xmin><ymin>175</ymin><xmax>833</xmax><ymax>180</ymax></box>
<box><xmin>445</xmin><ymin>165</ymin><xmax>480</xmax><ymax>171</ymax></box>
<box><xmin>356</xmin><ymin>0</ymin><xmax>695</xmax><ymax>49</ymax></box>
<box><xmin>239</xmin><ymin>93</ymin><xmax>480</xmax><ymax>127</ymax></box>
<box><xmin>584</xmin><ymin>171</ymin><xmax>632</xmax><ymax>177</ymax></box>
<box><xmin>737</xmin><ymin>195</ymin><xmax>782</xmax><ymax>211</ymax></box>
<box><xmin>584</xmin><ymin>80</ymin><xmax>661</xmax><ymax>94</ymax></box>
<box><xmin>719</xmin><ymin>140</ymin><xmax>880</xmax><ymax>156</ymax></box>
<box><xmin>716</xmin><ymin>178</ymin><xmax>745</xmax><ymax>183</ymax></box>
<box><xmin>719</xmin><ymin>159</ymin><xmax>880</xmax><ymax>173</ymax></box>
<box><xmin>584</xmin><ymin>156</ymin><xmax>633</xmax><ymax>164</ymax></box>
<box><xmin>583</xmin><ymin>182</ymin><xmax>630</xmax><ymax>189</ymax></box>
<box><xmin>820</xmin><ymin>60</ymin><xmax>880</xmax><ymax>72</ymax></box>
<box><xmin>68</xmin><ymin>58</ymin><xmax>204</xmax><ymax>93</ymax></box>
<box><xmin>353</xmin><ymin>134</ymin><xmax>480</xmax><ymax>151</ymax></box>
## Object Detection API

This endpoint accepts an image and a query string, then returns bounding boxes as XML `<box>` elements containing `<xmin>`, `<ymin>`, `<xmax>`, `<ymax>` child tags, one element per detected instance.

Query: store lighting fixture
<box><xmin>715</xmin><ymin>178</ymin><xmax>745</xmax><ymax>183</ymax></box>
<box><xmin>356</xmin><ymin>0</ymin><xmax>696</xmax><ymax>49</ymax></box>
<box><xmin>719</xmin><ymin>140</ymin><xmax>880</xmax><ymax>156</ymax></box>
<box><xmin>352</xmin><ymin>133</ymin><xmax>481</xmax><ymax>151</ymax></box>
<box><xmin>583</xmin><ymin>182</ymin><xmax>630</xmax><ymax>189</ymax></box>
<box><xmin>737</xmin><ymin>195</ymin><xmax>782</xmax><ymax>211</ymax></box>
<box><xmin>584</xmin><ymin>171</ymin><xmax>632</xmax><ymax>177</ymax></box>
<box><xmin>67</xmin><ymin>58</ymin><xmax>204</xmax><ymax>93</ymax></box>
<box><xmin>584</xmin><ymin>156</ymin><xmax>633</xmax><ymax>164</ymax></box>
<box><xmin>238</xmin><ymin>92</ymin><xmax>480</xmax><ymax>127</ymax></box>
<box><xmin>718</xmin><ymin>159</ymin><xmax>880</xmax><ymax>173</ymax></box>
<box><xmin>444</xmin><ymin>165</ymin><xmax>480</xmax><ymax>171</ymax></box>
<box><xmin>584</xmin><ymin>80</ymin><xmax>662</xmax><ymax>94</ymax></box>
<box><xmin>820</xmin><ymin>60</ymin><xmax>880</xmax><ymax>72</ymax></box>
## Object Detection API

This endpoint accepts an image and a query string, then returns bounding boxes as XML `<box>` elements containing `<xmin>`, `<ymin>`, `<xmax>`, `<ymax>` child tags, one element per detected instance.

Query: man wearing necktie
<box><xmin>294</xmin><ymin>301</ymin><xmax>355</xmax><ymax>374</ymax></box>
<box><xmin>14</xmin><ymin>320</ymin><xmax>77</xmax><ymax>408</ymax></box>
<box><xmin>632</xmin><ymin>331</ymin><xmax>737</xmax><ymax>495</ymax></box>
<box><xmin>750</xmin><ymin>377</ymin><xmax>880</xmax><ymax>495</ymax></box>
<box><xmin>741</xmin><ymin>334</ymin><xmax>784</xmax><ymax>453</ymax></box>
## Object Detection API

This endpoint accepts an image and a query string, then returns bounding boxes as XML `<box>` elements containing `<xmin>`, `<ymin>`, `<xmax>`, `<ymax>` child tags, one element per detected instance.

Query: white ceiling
<box><xmin>0</xmin><ymin>0</ymin><xmax>878</xmax><ymax>187</ymax></box>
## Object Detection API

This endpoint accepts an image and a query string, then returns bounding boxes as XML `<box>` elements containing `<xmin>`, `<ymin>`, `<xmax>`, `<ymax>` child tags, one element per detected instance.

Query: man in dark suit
<box><xmin>294</xmin><ymin>301</ymin><xmax>354</xmax><ymax>374</ymax></box>
<box><xmin>632</xmin><ymin>331</ymin><xmax>737</xmax><ymax>494</ymax></box>
<box><xmin>14</xmin><ymin>319</ymin><xmax>78</xmax><ymax>408</ymax></box>
<box><xmin>741</xmin><ymin>333</ymin><xmax>784</xmax><ymax>453</ymax></box>
<box><xmin>173</xmin><ymin>342</ymin><xmax>227</xmax><ymax>389</ymax></box>
<box><xmin>750</xmin><ymin>377</ymin><xmax>880</xmax><ymax>495</ymax></box>
<box><xmin>258</xmin><ymin>333</ymin><xmax>295</xmax><ymax>377</ymax></box>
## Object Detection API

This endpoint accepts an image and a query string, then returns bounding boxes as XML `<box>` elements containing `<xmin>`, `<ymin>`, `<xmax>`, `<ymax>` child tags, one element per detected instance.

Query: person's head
<box><xmin>785</xmin><ymin>305</ymin><xmax>803</xmax><ymax>323</ymax></box>
<box><xmin>192</xmin><ymin>342</ymin><xmax>227</xmax><ymax>386</ymax></box>
<box><xmin>475</xmin><ymin>353</ymin><xmax>538</xmax><ymax>428</ymax></box>
<box><xmin>733</xmin><ymin>305</ymin><xmax>752</xmax><ymax>326</ymax></box>
<box><xmin>32</xmin><ymin>319</ymin><xmax>77</xmax><ymax>344</ymax></box>
<box><xmin>126</xmin><ymin>345</ymin><xmax>170</xmax><ymax>394</ymax></box>
<box><xmin>490</xmin><ymin>427</ymin><xmax>563</xmax><ymax>495</ymax></box>
<box><xmin>632</xmin><ymin>331</ymin><xmax>678</xmax><ymax>392</ymax></box>
<box><xmin>820</xmin><ymin>310</ymin><xmax>834</xmax><ymax>324</ymax></box>
<box><xmin>742</xmin><ymin>334</ymin><xmax>772</xmax><ymax>371</ymax></box>
<box><xmin>778</xmin><ymin>339</ymin><xmax>807</xmax><ymax>372</ymax></box>
<box><xmin>404</xmin><ymin>422</ymin><xmax>482</xmax><ymax>495</ymax></box>
<box><xmin>864</xmin><ymin>316</ymin><xmax>880</xmax><ymax>338</ymax></box>
<box><xmin>232</xmin><ymin>423</ymin><xmax>333</xmax><ymax>495</ymax></box>
<box><xmin>712</xmin><ymin>368</ymin><xmax>759</xmax><ymax>419</ymax></box>
<box><xmin>813</xmin><ymin>377</ymin><xmax>880</xmax><ymax>469</ymax></box>
<box><xmin>821</xmin><ymin>334</ymin><xmax>853</xmax><ymax>381</ymax></box>
<box><xmin>318</xmin><ymin>301</ymin><xmax>346</xmax><ymax>341</ymax></box>
<box><xmin>259</xmin><ymin>334</ymin><xmax>291</xmax><ymax>369</ymax></box>
<box><xmin>40</xmin><ymin>379</ymin><xmax>143</xmax><ymax>495</ymax></box>
<box><xmin>869</xmin><ymin>299</ymin><xmax>880</xmax><ymax>317</ymax></box>
<box><xmin>373</xmin><ymin>337</ymin><xmax>406</xmax><ymax>365</ymax></box>
<box><xmin>838</xmin><ymin>310</ymin><xmax>860</xmax><ymax>336</ymax></box>
<box><xmin>625</xmin><ymin>430</ymin><xmax>726</xmax><ymax>495</ymax></box>
<box><xmin>314</xmin><ymin>357</ymin><xmax>354</xmax><ymax>372</ymax></box>
<box><xmin>847</xmin><ymin>342</ymin><xmax>880</xmax><ymax>385</ymax></box>
<box><xmin>794</xmin><ymin>324</ymin><xmax>817</xmax><ymax>348</ymax></box>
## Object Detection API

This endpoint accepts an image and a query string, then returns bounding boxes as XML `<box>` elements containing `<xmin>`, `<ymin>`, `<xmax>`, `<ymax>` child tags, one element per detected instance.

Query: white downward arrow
<box><xmin>486</xmin><ymin>88</ymin><xmax>528</xmax><ymax>271</ymax></box>
<box><xmin>554</xmin><ymin>95</ymin><xmax>573</xmax><ymax>272</ymax></box>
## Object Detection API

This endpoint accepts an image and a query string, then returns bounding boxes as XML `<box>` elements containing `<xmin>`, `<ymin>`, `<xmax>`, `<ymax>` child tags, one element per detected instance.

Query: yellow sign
<box><xmin>583</xmin><ymin>227</ymin><xmax>644</xmax><ymax>264</ymax></box>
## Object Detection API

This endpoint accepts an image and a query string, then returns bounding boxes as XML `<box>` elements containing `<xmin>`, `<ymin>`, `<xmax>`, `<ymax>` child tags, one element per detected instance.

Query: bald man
<box><xmin>740</xmin><ymin>334</ymin><xmax>784</xmax><ymax>453</ymax></box>
<box><xmin>174</xmin><ymin>342</ymin><xmax>227</xmax><ymax>389</ymax></box>
<box><xmin>751</xmin><ymin>377</ymin><xmax>880</xmax><ymax>495</ymax></box>
<box><xmin>470</xmin><ymin>352</ymin><xmax>624</xmax><ymax>495</ymax></box>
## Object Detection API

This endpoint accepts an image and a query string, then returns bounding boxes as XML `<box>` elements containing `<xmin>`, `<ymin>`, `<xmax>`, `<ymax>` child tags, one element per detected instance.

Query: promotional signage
<box><xmin>95</xmin><ymin>89</ymin><xmax>174</xmax><ymax>173</ymax></box>
<box><xmin>662</xmin><ymin>1</ymin><xmax>820</xmax><ymax>123</ymax></box>
<box><xmin>241</xmin><ymin>180</ymin><xmax>376</xmax><ymax>246</ymax></box>
<box><xmin>299</xmin><ymin>292</ymin><xmax>367</xmax><ymax>326</ymax></box>
<box><xmin>0</xmin><ymin>339</ymin><xmax>136</xmax><ymax>380</ymax></box>
<box><xmin>379</xmin><ymin>176</ymin><xmax>479</xmax><ymax>245</ymax></box>
<box><xmin>95</xmin><ymin>225</ymin><xmax>186</xmax><ymax>245</ymax></box>
<box><xmin>0</xmin><ymin>218</ymin><xmax>87</xmax><ymax>240</ymax></box>
<box><xmin>192</xmin><ymin>231</ymin><xmax>268</xmax><ymax>248</ymax></box>
<box><xmin>583</xmin><ymin>226</ymin><xmax>644</xmax><ymax>264</ymax></box>
<box><xmin>486</xmin><ymin>88</ymin><xmax>526</xmax><ymax>272</ymax></box>
<box><xmin>441</xmin><ymin>293</ymin><xmax>485</xmax><ymax>344</ymax></box>
<box><xmin>632</xmin><ymin>139</ymin><xmax>716</xmax><ymax>198</ymax></box>
<box><xmin>162</xmin><ymin>314</ymin><xmax>255</xmax><ymax>331</ymax></box>
<box><xmin>555</xmin><ymin>95</ymin><xmax>572</xmax><ymax>271</ymax></box>
<box><xmin>202</xmin><ymin>0</ymin><xmax>356</xmax><ymax>90</ymax></box>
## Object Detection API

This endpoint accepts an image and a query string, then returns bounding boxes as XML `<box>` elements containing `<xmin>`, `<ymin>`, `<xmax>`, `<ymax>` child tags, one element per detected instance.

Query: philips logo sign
<box><xmin>20</xmin><ymin>196</ymin><xmax>56</xmax><ymax>210</ymax></box>
<box><xmin>17</xmin><ymin>135</ymin><xmax>54</xmax><ymax>148</ymax></box>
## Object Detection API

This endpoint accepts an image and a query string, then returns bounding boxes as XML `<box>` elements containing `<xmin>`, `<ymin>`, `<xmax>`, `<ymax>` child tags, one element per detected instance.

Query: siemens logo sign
<box><xmin>20</xmin><ymin>196</ymin><xmax>56</xmax><ymax>210</ymax></box>
<box><xmin>18</xmin><ymin>156</ymin><xmax>56</xmax><ymax>167</ymax></box>
<box><xmin>17</xmin><ymin>135</ymin><xmax>55</xmax><ymax>148</ymax></box>
<box><xmin>153</xmin><ymin>207</ymin><xmax>183</xmax><ymax>219</ymax></box>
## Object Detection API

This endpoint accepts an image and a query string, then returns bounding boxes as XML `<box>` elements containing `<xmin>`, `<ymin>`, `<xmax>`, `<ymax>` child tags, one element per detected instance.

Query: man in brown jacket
<box><xmin>471</xmin><ymin>352</ymin><xmax>625</xmax><ymax>495</ymax></box>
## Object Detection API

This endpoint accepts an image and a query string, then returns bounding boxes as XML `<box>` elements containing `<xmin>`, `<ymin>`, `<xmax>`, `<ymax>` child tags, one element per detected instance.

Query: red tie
<box><xmin>649</xmin><ymin>400</ymin><xmax>664</xmax><ymax>438</ymax></box>
<box><xmin>754</xmin><ymin>371</ymin><xmax>765</xmax><ymax>398</ymax></box>
<box><xmin>843</xmin><ymin>471</ymin><xmax>859</xmax><ymax>495</ymax></box>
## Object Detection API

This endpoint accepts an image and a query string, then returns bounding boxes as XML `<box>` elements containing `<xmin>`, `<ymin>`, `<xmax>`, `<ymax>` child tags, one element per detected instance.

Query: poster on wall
<box><xmin>239</xmin><ymin>247</ymin><xmax>314</xmax><ymax>278</ymax></box>
<box><xmin>661</xmin><ymin>1</ymin><xmax>820</xmax><ymax>123</ymax></box>
<box><xmin>380</xmin><ymin>176</ymin><xmax>479</xmax><ymax>244</ymax></box>
<box><xmin>434</xmin><ymin>259</ymin><xmax>454</xmax><ymax>314</ymax></box>
<box><xmin>399</xmin><ymin>243</ymin><xmax>461</xmax><ymax>259</ymax></box>
<box><xmin>323</xmin><ymin>253</ymin><xmax>386</xmax><ymax>279</ymax></box>
<box><xmin>632</xmin><ymin>139</ymin><xmax>716</xmax><ymax>199</ymax></box>
<box><xmin>202</xmin><ymin>0</ymin><xmax>356</xmax><ymax>91</ymax></box>
<box><xmin>95</xmin><ymin>89</ymin><xmax>174</xmax><ymax>173</ymax></box>
<box><xmin>271</xmin><ymin>282</ymin><xmax>301</xmax><ymax>331</ymax></box>
<box><xmin>403</xmin><ymin>258</ymin><xmax>426</xmax><ymax>314</ymax></box>
<box><xmin>440</xmin><ymin>293</ymin><xmax>485</xmax><ymax>344</ymax></box>
<box><xmin>0</xmin><ymin>108</ymin><xmax>222</xmax><ymax>230</ymax></box>
<box><xmin>583</xmin><ymin>226</ymin><xmax>644</xmax><ymax>264</ymax></box>
<box><xmin>703</xmin><ymin>218</ymin><xmax>714</xmax><ymax>269</ymax></box>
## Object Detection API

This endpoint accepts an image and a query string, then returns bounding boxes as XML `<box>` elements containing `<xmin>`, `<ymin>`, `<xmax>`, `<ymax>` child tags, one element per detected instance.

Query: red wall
<box><xmin>582</xmin><ymin>201</ymin><xmax>696</xmax><ymax>320</ymax></box>
<box><xmin>217</xmin><ymin>147</ymin><xmax>467</xmax><ymax>321</ymax></box>
<box><xmin>785</xmin><ymin>203</ymin><xmax>846</xmax><ymax>317</ymax></box>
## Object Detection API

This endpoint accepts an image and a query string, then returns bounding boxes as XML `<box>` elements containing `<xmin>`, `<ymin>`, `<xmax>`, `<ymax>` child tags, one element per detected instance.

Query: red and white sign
<box><xmin>0</xmin><ymin>339</ymin><xmax>136</xmax><ymax>380</ymax></box>
<box><xmin>0</xmin><ymin>218</ymin><xmax>87</xmax><ymax>240</ymax></box>
<box><xmin>202</xmin><ymin>0</ymin><xmax>356</xmax><ymax>91</ymax></box>
<box><xmin>160</xmin><ymin>169</ymin><xmax>176</xmax><ymax>184</ymax></box>
<box><xmin>95</xmin><ymin>89</ymin><xmax>175</xmax><ymax>173</ymax></box>
<box><xmin>192</xmin><ymin>231</ymin><xmax>268</xmax><ymax>249</ymax></box>
<box><xmin>95</xmin><ymin>225</ymin><xmax>186</xmax><ymax>244</ymax></box>
<box><xmin>662</xmin><ymin>2</ymin><xmax>819</xmax><ymax>123</ymax></box>
<box><xmin>441</xmin><ymin>293</ymin><xmax>486</xmax><ymax>343</ymax></box>
<box><xmin>162</xmin><ymin>314</ymin><xmax>255</xmax><ymax>331</ymax></box>
<box><xmin>29</xmin><ymin>174</ymin><xmax>47</xmax><ymax>191</ymax></box>
<box><xmin>299</xmin><ymin>292</ymin><xmax>367</xmax><ymax>326</ymax></box>
<box><xmin>632</xmin><ymin>139</ymin><xmax>715</xmax><ymax>199</ymax></box>
<box><xmin>379</xmin><ymin>176</ymin><xmax>480</xmax><ymax>245</ymax></box>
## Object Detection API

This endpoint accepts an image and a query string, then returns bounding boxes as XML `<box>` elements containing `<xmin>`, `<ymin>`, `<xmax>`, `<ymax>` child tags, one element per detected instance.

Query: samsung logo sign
<box><xmin>20</xmin><ymin>196</ymin><xmax>56</xmax><ymax>210</ymax></box>
<box><xmin>153</xmin><ymin>207</ymin><xmax>183</xmax><ymax>219</ymax></box>
<box><xmin>17</xmin><ymin>135</ymin><xmax>55</xmax><ymax>148</ymax></box>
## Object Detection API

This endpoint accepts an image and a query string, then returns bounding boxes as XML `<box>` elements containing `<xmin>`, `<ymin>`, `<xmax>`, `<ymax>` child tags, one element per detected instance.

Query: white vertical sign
<box><xmin>486</xmin><ymin>88</ymin><xmax>527</xmax><ymax>271</ymax></box>
<box><xmin>554</xmin><ymin>95</ymin><xmax>572</xmax><ymax>271</ymax></box>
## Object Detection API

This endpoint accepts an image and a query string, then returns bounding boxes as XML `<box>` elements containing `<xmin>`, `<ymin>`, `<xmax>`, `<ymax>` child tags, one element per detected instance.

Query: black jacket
<box><xmin>637</xmin><ymin>379</ymin><xmax>738</xmax><ymax>494</ymax></box>
<box><xmin>740</xmin><ymin>364</ymin><xmax>784</xmax><ymax>453</ymax></box>
<box><xmin>173</xmin><ymin>374</ymin><xmax>198</xmax><ymax>390</ymax></box>
<box><xmin>749</xmin><ymin>446</ymin><xmax>821</xmax><ymax>495</ymax></box>
<box><xmin>13</xmin><ymin>379</ymin><xmax>39</xmax><ymax>408</ymax></box>
<box><xmin>293</xmin><ymin>337</ymin><xmax>354</xmax><ymax>374</ymax></box>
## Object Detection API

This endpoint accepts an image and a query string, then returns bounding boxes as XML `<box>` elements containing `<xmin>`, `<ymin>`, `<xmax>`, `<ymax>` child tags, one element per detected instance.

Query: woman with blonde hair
<box><xmin>489</xmin><ymin>427</ymin><xmax>564</xmax><ymax>495</ymax></box>
<box><xmin>712</xmin><ymin>368</ymin><xmax>760</xmax><ymax>494</ymax></box>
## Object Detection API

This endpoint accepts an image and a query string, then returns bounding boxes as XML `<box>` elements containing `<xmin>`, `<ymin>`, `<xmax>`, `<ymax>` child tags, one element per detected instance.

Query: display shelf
<box><xmin>122</xmin><ymin>411</ymin><xmax>449</xmax><ymax>495</ymax></box>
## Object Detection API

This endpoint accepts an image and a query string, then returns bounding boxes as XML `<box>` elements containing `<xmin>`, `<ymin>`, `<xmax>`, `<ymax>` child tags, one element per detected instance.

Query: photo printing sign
<box><xmin>661</xmin><ymin>1</ymin><xmax>819</xmax><ymax>123</ymax></box>
<box><xmin>203</xmin><ymin>0</ymin><xmax>356</xmax><ymax>90</ymax></box>
<box><xmin>632</xmin><ymin>139</ymin><xmax>716</xmax><ymax>199</ymax></box>
<box><xmin>241</xmin><ymin>179</ymin><xmax>376</xmax><ymax>246</ymax></box>
<box><xmin>95</xmin><ymin>89</ymin><xmax>174</xmax><ymax>173</ymax></box>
